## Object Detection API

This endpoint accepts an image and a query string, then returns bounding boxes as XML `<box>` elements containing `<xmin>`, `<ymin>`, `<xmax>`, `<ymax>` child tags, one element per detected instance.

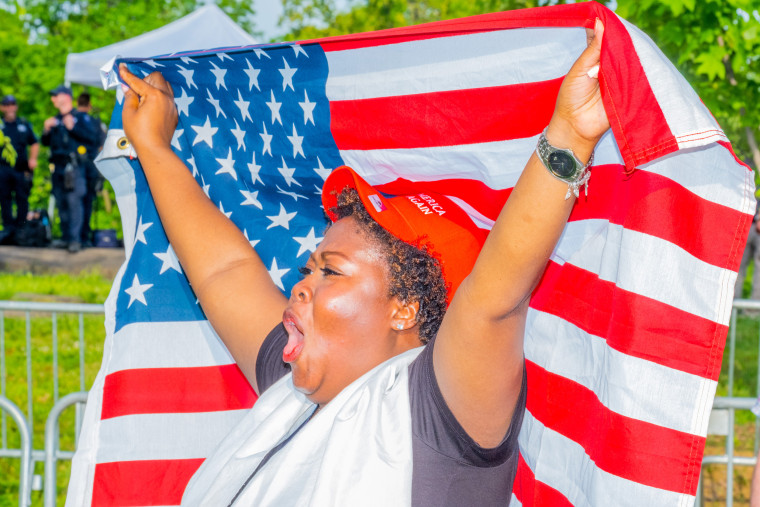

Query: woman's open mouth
<box><xmin>282</xmin><ymin>311</ymin><xmax>305</xmax><ymax>363</ymax></box>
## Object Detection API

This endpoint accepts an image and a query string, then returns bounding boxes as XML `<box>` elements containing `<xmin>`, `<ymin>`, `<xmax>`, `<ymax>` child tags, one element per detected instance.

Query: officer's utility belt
<box><xmin>51</xmin><ymin>151</ymin><xmax>85</xmax><ymax>191</ymax></box>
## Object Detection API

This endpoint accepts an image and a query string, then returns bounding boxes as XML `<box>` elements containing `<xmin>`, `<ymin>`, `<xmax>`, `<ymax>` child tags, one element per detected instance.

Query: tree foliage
<box><xmin>281</xmin><ymin>0</ymin><xmax>551</xmax><ymax>39</ymax></box>
<box><xmin>0</xmin><ymin>123</ymin><xmax>17</xmax><ymax>166</ymax></box>
<box><xmin>0</xmin><ymin>0</ymin><xmax>257</xmax><ymax>236</ymax></box>
<box><xmin>615</xmin><ymin>0</ymin><xmax>760</xmax><ymax>170</ymax></box>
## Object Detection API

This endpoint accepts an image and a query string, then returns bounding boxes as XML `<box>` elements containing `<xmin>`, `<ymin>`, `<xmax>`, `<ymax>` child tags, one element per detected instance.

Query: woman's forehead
<box><xmin>317</xmin><ymin>217</ymin><xmax>385</xmax><ymax>263</ymax></box>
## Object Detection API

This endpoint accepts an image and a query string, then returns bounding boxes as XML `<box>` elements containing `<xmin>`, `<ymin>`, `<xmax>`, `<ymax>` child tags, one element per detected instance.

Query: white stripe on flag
<box><xmin>340</xmin><ymin>130</ymin><xmax>623</xmax><ymax>190</ymax></box>
<box><xmin>525</xmin><ymin>309</ymin><xmax>717</xmax><ymax>436</ymax></box>
<box><xmin>325</xmin><ymin>28</ymin><xmax>586</xmax><ymax>100</ymax></box>
<box><xmin>107</xmin><ymin>320</ymin><xmax>232</xmax><ymax>372</ymax></box>
<box><xmin>553</xmin><ymin>219</ymin><xmax>735</xmax><ymax>324</ymax></box>
<box><xmin>447</xmin><ymin>196</ymin><xmax>495</xmax><ymax>230</ymax></box>
<box><xmin>518</xmin><ymin>411</ymin><xmax>694</xmax><ymax>507</ymax></box>
<box><xmin>639</xmin><ymin>143</ymin><xmax>753</xmax><ymax>213</ymax></box>
<box><xmin>620</xmin><ymin>16</ymin><xmax>728</xmax><ymax>149</ymax></box>
<box><xmin>96</xmin><ymin>411</ymin><xmax>249</xmax><ymax>462</ymax></box>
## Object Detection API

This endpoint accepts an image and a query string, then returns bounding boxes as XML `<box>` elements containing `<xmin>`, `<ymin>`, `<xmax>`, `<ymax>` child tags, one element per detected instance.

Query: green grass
<box><xmin>0</xmin><ymin>270</ymin><xmax>111</xmax><ymax>507</ymax></box>
<box><xmin>0</xmin><ymin>271</ymin><xmax>112</xmax><ymax>303</ymax></box>
<box><xmin>719</xmin><ymin>315</ymin><xmax>760</xmax><ymax>399</ymax></box>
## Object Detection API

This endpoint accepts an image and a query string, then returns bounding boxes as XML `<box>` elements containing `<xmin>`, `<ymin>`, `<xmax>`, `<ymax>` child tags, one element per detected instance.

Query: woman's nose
<box><xmin>291</xmin><ymin>279</ymin><xmax>312</xmax><ymax>303</ymax></box>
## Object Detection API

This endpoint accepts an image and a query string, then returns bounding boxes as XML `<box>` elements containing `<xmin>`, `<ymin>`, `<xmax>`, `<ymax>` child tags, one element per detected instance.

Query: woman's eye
<box><xmin>298</xmin><ymin>266</ymin><xmax>312</xmax><ymax>277</ymax></box>
<box><xmin>320</xmin><ymin>267</ymin><xmax>340</xmax><ymax>277</ymax></box>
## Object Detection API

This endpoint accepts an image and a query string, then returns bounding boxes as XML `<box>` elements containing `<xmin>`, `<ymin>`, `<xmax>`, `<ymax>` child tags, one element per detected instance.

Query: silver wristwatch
<box><xmin>536</xmin><ymin>130</ymin><xmax>593</xmax><ymax>199</ymax></box>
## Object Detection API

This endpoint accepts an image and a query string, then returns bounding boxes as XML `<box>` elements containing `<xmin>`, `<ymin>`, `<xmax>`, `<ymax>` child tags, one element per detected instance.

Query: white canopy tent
<box><xmin>65</xmin><ymin>4</ymin><xmax>258</xmax><ymax>87</ymax></box>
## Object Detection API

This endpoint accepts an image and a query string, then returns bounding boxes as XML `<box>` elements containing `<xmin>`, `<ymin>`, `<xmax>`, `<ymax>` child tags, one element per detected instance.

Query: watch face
<box><xmin>548</xmin><ymin>151</ymin><xmax>576</xmax><ymax>178</ymax></box>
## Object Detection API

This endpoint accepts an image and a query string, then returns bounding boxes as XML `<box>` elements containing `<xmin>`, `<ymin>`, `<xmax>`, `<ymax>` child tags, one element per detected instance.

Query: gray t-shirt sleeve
<box><xmin>408</xmin><ymin>338</ymin><xmax>526</xmax><ymax>506</ymax></box>
<box><xmin>255</xmin><ymin>323</ymin><xmax>291</xmax><ymax>394</ymax></box>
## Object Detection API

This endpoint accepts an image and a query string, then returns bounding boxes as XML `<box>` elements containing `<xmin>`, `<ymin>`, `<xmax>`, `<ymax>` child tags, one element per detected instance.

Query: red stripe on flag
<box><xmin>101</xmin><ymin>364</ymin><xmax>257</xmax><ymax>419</ymax></box>
<box><xmin>313</xmin><ymin>3</ymin><xmax>599</xmax><ymax>52</ymax></box>
<box><xmin>526</xmin><ymin>361</ymin><xmax>704</xmax><ymax>495</ymax></box>
<box><xmin>330</xmin><ymin>79</ymin><xmax>562</xmax><ymax>150</ymax></box>
<box><xmin>513</xmin><ymin>453</ymin><xmax>573</xmax><ymax>507</ymax></box>
<box><xmin>718</xmin><ymin>140</ymin><xmax>754</xmax><ymax>173</ymax></box>
<box><xmin>376</xmin><ymin>164</ymin><xmax>746</xmax><ymax>270</ymax></box>
<box><xmin>532</xmin><ymin>261</ymin><xmax>726</xmax><ymax>381</ymax></box>
<box><xmin>92</xmin><ymin>458</ymin><xmax>203</xmax><ymax>506</ymax></box>
<box><xmin>571</xmin><ymin>164</ymin><xmax>748</xmax><ymax>269</ymax></box>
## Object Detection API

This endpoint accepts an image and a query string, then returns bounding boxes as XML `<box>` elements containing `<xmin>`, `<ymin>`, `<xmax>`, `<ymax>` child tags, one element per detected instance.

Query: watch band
<box><xmin>536</xmin><ymin>129</ymin><xmax>593</xmax><ymax>199</ymax></box>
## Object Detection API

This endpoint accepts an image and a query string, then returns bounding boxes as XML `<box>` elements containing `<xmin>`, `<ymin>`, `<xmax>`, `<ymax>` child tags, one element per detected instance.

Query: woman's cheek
<box><xmin>320</xmin><ymin>290</ymin><xmax>361</xmax><ymax>333</ymax></box>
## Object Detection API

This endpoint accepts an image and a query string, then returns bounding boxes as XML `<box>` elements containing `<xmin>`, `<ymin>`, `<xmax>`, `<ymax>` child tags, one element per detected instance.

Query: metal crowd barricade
<box><xmin>699</xmin><ymin>397</ymin><xmax>757</xmax><ymax>507</ymax></box>
<box><xmin>0</xmin><ymin>396</ymin><xmax>32</xmax><ymax>507</ymax></box>
<box><xmin>697</xmin><ymin>299</ymin><xmax>760</xmax><ymax>507</ymax></box>
<box><xmin>44</xmin><ymin>392</ymin><xmax>88</xmax><ymax>507</ymax></box>
<box><xmin>0</xmin><ymin>300</ymin><xmax>103</xmax><ymax>506</ymax></box>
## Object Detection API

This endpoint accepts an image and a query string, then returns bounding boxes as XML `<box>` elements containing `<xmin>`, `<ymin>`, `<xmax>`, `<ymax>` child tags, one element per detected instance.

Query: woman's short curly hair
<box><xmin>330</xmin><ymin>187</ymin><xmax>448</xmax><ymax>344</ymax></box>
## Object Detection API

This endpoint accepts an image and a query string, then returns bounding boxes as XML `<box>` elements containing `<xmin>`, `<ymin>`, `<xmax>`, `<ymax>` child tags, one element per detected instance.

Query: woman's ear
<box><xmin>390</xmin><ymin>299</ymin><xmax>419</xmax><ymax>332</ymax></box>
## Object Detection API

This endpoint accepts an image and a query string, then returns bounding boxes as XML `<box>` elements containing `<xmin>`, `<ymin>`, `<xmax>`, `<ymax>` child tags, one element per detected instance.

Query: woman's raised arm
<box><xmin>119</xmin><ymin>66</ymin><xmax>287</xmax><ymax>392</ymax></box>
<box><xmin>433</xmin><ymin>20</ymin><xmax>609</xmax><ymax>447</ymax></box>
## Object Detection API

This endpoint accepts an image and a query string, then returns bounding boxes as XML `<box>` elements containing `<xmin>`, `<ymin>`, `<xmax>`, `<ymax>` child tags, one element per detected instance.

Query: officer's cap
<box><xmin>49</xmin><ymin>85</ymin><xmax>72</xmax><ymax>97</ymax></box>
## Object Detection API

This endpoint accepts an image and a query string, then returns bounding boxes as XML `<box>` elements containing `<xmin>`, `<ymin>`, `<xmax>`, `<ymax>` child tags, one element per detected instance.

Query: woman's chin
<box><xmin>292</xmin><ymin>376</ymin><xmax>331</xmax><ymax>405</ymax></box>
<box><xmin>291</xmin><ymin>371</ymin><xmax>316</xmax><ymax>396</ymax></box>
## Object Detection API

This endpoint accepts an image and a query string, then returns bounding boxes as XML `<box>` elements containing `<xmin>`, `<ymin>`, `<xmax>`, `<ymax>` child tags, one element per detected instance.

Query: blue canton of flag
<box><xmin>111</xmin><ymin>44</ymin><xmax>344</xmax><ymax>332</ymax></box>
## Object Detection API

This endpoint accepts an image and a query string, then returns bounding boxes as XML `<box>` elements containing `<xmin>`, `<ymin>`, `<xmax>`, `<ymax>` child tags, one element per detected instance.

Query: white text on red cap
<box><xmin>407</xmin><ymin>194</ymin><xmax>446</xmax><ymax>216</ymax></box>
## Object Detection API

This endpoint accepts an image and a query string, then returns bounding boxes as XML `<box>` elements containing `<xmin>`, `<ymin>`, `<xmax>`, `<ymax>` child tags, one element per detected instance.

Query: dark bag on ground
<box><xmin>15</xmin><ymin>210</ymin><xmax>51</xmax><ymax>247</ymax></box>
<box><xmin>93</xmin><ymin>229</ymin><xmax>118</xmax><ymax>248</ymax></box>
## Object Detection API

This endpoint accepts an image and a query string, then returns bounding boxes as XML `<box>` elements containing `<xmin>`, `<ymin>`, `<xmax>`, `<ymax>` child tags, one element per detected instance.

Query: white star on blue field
<box><xmin>111</xmin><ymin>42</ymin><xmax>341</xmax><ymax>331</ymax></box>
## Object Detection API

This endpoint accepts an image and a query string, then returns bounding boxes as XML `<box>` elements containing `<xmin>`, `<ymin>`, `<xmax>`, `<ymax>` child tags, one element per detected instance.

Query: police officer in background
<box><xmin>76</xmin><ymin>92</ymin><xmax>107</xmax><ymax>247</ymax></box>
<box><xmin>41</xmin><ymin>85</ymin><xmax>97</xmax><ymax>253</ymax></box>
<box><xmin>0</xmin><ymin>94</ymin><xmax>39</xmax><ymax>244</ymax></box>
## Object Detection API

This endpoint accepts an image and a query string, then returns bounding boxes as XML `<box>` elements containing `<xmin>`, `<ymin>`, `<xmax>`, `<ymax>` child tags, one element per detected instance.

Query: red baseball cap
<box><xmin>322</xmin><ymin>166</ymin><xmax>488</xmax><ymax>303</ymax></box>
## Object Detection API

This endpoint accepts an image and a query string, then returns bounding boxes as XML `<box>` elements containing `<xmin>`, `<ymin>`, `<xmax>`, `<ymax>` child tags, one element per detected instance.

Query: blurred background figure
<box><xmin>0</xmin><ymin>94</ymin><xmax>39</xmax><ymax>245</ymax></box>
<box><xmin>41</xmin><ymin>85</ymin><xmax>97</xmax><ymax>253</ymax></box>
<box><xmin>735</xmin><ymin>197</ymin><xmax>760</xmax><ymax>301</ymax></box>
<box><xmin>76</xmin><ymin>92</ymin><xmax>107</xmax><ymax>247</ymax></box>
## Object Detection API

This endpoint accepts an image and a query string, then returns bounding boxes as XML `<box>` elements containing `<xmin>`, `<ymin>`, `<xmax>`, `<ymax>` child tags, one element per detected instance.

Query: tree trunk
<box><xmin>746</xmin><ymin>126</ymin><xmax>760</xmax><ymax>173</ymax></box>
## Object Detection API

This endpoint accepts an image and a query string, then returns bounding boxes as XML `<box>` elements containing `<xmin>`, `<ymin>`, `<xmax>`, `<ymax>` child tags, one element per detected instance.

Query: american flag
<box><xmin>68</xmin><ymin>3</ymin><xmax>754</xmax><ymax>506</ymax></box>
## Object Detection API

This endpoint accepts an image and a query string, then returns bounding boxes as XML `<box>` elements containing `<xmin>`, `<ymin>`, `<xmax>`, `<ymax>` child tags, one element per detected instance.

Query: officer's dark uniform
<box><xmin>41</xmin><ymin>110</ymin><xmax>97</xmax><ymax>246</ymax></box>
<box><xmin>0</xmin><ymin>112</ymin><xmax>38</xmax><ymax>240</ymax></box>
<box><xmin>78</xmin><ymin>112</ymin><xmax>107</xmax><ymax>245</ymax></box>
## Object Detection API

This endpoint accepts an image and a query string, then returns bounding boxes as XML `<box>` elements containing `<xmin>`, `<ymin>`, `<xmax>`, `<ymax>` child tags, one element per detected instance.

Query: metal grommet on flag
<box><xmin>117</xmin><ymin>137</ymin><xmax>130</xmax><ymax>150</ymax></box>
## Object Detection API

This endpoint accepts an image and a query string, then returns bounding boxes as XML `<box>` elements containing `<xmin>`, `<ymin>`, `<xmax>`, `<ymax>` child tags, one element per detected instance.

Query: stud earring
<box><xmin>396</xmin><ymin>323</ymin><xmax>404</xmax><ymax>330</ymax></box>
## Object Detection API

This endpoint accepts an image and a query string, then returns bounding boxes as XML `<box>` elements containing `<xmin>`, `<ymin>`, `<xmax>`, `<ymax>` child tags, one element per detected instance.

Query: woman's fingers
<box><xmin>145</xmin><ymin>71</ymin><xmax>174</xmax><ymax>99</ymax></box>
<box><xmin>586</xmin><ymin>18</ymin><xmax>604</xmax><ymax>51</ymax></box>
<box><xmin>546</xmin><ymin>19</ymin><xmax>608</xmax><ymax>149</ymax></box>
<box><xmin>119</xmin><ymin>64</ymin><xmax>177</xmax><ymax>153</ymax></box>
<box><xmin>119</xmin><ymin>65</ymin><xmax>142</xmax><ymax>112</ymax></box>
<box><xmin>119</xmin><ymin>64</ymin><xmax>150</xmax><ymax>99</ymax></box>
<box><xmin>575</xmin><ymin>19</ymin><xmax>604</xmax><ymax>75</ymax></box>
<box><xmin>119</xmin><ymin>66</ymin><xmax>174</xmax><ymax>114</ymax></box>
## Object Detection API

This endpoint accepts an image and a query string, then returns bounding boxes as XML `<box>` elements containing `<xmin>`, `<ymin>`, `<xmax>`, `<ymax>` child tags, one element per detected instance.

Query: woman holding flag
<box><xmin>118</xmin><ymin>18</ymin><xmax>608</xmax><ymax>506</ymax></box>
